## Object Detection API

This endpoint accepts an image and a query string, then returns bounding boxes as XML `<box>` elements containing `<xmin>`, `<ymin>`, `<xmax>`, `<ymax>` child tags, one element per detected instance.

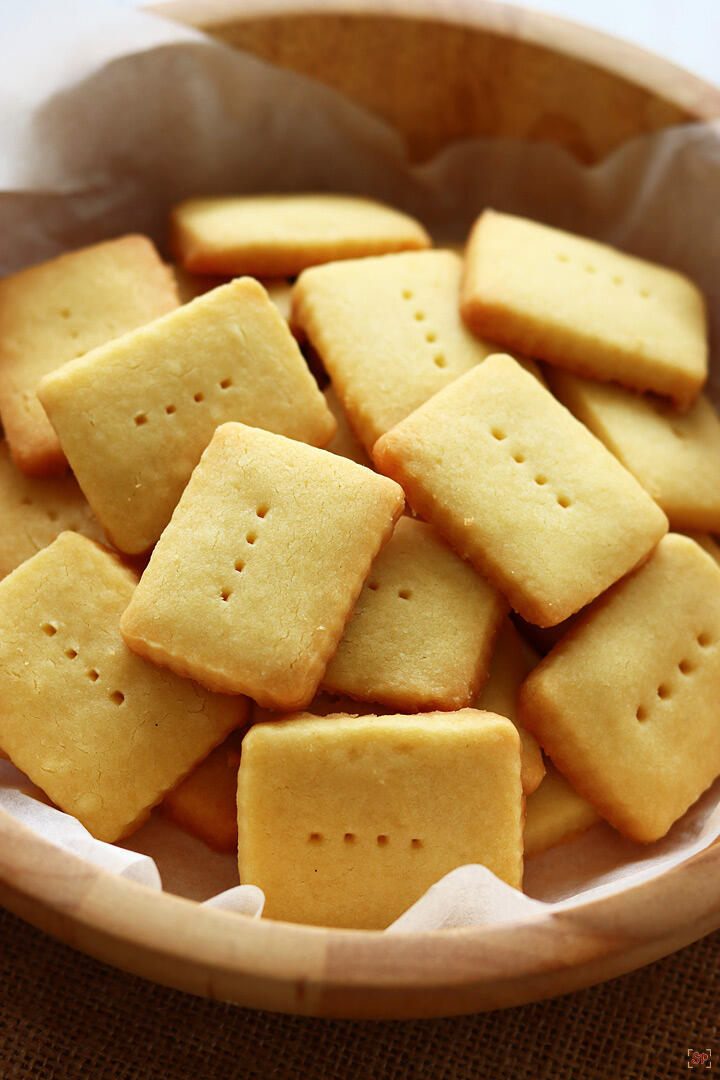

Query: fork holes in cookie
<box><xmin>584</xmin><ymin>264</ymin><xmax>596</xmax><ymax>274</ymax></box>
<box><xmin>42</xmin><ymin>623</ymin><xmax>57</xmax><ymax>637</ymax></box>
<box><xmin>234</xmin><ymin>559</ymin><xmax>244</xmax><ymax>573</ymax></box>
<box><xmin>344</xmin><ymin>833</ymin><xmax>356</xmax><ymax>844</ymax></box>
<box><xmin>698</xmin><ymin>632</ymin><xmax>712</xmax><ymax>647</ymax></box>
<box><xmin>246</xmin><ymin>533</ymin><xmax>256</xmax><ymax>545</ymax></box>
<box><xmin>491</xmin><ymin>427</ymin><xmax>507</xmax><ymax>441</ymax></box>
<box><xmin>134</xmin><ymin>413</ymin><xmax>148</xmax><ymax>426</ymax></box>
<box><xmin>110</xmin><ymin>691</ymin><xmax>125</xmax><ymax>706</ymax></box>
<box><xmin>60</xmin><ymin>308</ymin><xmax>71</xmax><ymax>319</ymax></box>
<box><xmin>65</xmin><ymin>648</ymin><xmax>77</xmax><ymax>660</ymax></box>
<box><xmin>414</xmin><ymin>311</ymin><xmax>426</xmax><ymax>322</ymax></box>
<box><xmin>657</xmin><ymin>684</ymin><xmax>670</xmax><ymax>700</ymax></box>
<box><xmin>411</xmin><ymin>838</ymin><xmax>423</xmax><ymax>849</ymax></box>
<box><xmin>636</xmin><ymin>705</ymin><xmax>647</xmax><ymax>722</ymax></box>
<box><xmin>679</xmin><ymin>659</ymin><xmax>694</xmax><ymax>675</ymax></box>
<box><xmin>534</xmin><ymin>475</ymin><xmax>547</xmax><ymax>485</ymax></box>
<box><xmin>308</xmin><ymin>832</ymin><xmax>323</xmax><ymax>843</ymax></box>
<box><xmin>193</xmin><ymin>392</ymin><xmax>204</xmax><ymax>403</ymax></box>
<box><xmin>513</xmin><ymin>452</ymin><xmax>525</xmax><ymax>464</ymax></box>
<box><xmin>165</xmin><ymin>404</ymin><xmax>176</xmax><ymax>415</ymax></box>
<box><xmin>639</xmin><ymin>288</ymin><xmax>651</xmax><ymax>299</ymax></box>
<box><xmin>219</xmin><ymin>378</ymin><xmax>232</xmax><ymax>390</ymax></box>
<box><xmin>87</xmin><ymin>669</ymin><xmax>99</xmax><ymax>682</ymax></box>
<box><xmin>47</xmin><ymin>509</ymin><xmax>58</xmax><ymax>522</ymax></box>
<box><xmin>256</xmin><ymin>506</ymin><xmax>269</xmax><ymax>519</ymax></box>
<box><xmin>612</xmin><ymin>276</ymin><xmax>624</xmax><ymax>286</ymax></box>
<box><xmin>425</xmin><ymin>332</ymin><xmax>437</xmax><ymax>343</ymax></box>
<box><xmin>434</xmin><ymin>354</ymin><xmax>447</xmax><ymax>368</ymax></box>
<box><xmin>376</xmin><ymin>835</ymin><xmax>389</xmax><ymax>847</ymax></box>
<box><xmin>398</xmin><ymin>589</ymin><xmax>412</xmax><ymax>600</ymax></box>
<box><xmin>402</xmin><ymin>289</ymin><xmax>413</xmax><ymax>300</ymax></box>
<box><xmin>367</xmin><ymin>581</ymin><xmax>379</xmax><ymax>592</ymax></box>
<box><xmin>557</xmin><ymin>495</ymin><xmax>571</xmax><ymax>508</ymax></box>
<box><xmin>556</xmin><ymin>254</ymin><xmax>569</xmax><ymax>263</ymax></box>
<box><xmin>220</xmin><ymin>588</ymin><xmax>231</xmax><ymax>601</ymax></box>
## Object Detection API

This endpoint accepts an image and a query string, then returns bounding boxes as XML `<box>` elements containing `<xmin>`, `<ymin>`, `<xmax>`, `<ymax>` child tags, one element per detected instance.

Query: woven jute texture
<box><xmin>0</xmin><ymin>905</ymin><xmax>717</xmax><ymax>1080</ymax></box>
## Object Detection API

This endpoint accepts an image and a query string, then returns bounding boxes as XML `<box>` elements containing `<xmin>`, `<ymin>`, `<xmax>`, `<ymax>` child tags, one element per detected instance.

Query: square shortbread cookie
<box><xmin>322</xmin><ymin>516</ymin><xmax>507</xmax><ymax>711</ymax></box>
<box><xmin>323</xmin><ymin>386</ymin><xmax>372</xmax><ymax>467</ymax></box>
<box><xmin>170</xmin><ymin>194</ymin><xmax>430</xmax><ymax>277</ymax></box>
<box><xmin>0</xmin><ymin>532</ymin><xmax>242</xmax><ymax>842</ymax></box>
<box><xmin>524</xmin><ymin>766</ymin><xmax>600</xmax><ymax>858</ymax></box>
<box><xmin>161</xmin><ymin>726</ymin><xmax>247</xmax><ymax>853</ymax></box>
<box><xmin>373</xmin><ymin>354</ymin><xmax>668</xmax><ymax>626</ymax></box>
<box><xmin>476</xmin><ymin>619</ymin><xmax>545</xmax><ymax>795</ymax></box>
<box><xmin>238</xmin><ymin>709</ymin><xmax>523</xmax><ymax>929</ymax></box>
<box><xmin>38</xmin><ymin>278</ymin><xmax>335</xmax><ymax>554</ymax></box>
<box><xmin>292</xmin><ymin>250</ymin><xmax>500</xmax><ymax>454</ymax></box>
<box><xmin>519</xmin><ymin>534</ymin><xmax>720</xmax><ymax>843</ymax></box>
<box><xmin>121</xmin><ymin>423</ymin><xmax>405</xmax><ymax>707</ymax></box>
<box><xmin>0</xmin><ymin>440</ymin><xmax>105</xmax><ymax>579</ymax></box>
<box><xmin>461</xmin><ymin>210</ymin><xmax>707</xmax><ymax>407</ymax></box>
<box><xmin>0</xmin><ymin>236</ymin><xmax>179</xmax><ymax>476</ymax></box>
<box><xmin>547</xmin><ymin>369</ymin><xmax>720</xmax><ymax>532</ymax></box>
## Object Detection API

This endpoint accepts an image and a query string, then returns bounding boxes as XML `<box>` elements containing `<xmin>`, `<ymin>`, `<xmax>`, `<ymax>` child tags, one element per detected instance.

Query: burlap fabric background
<box><xmin>0</xmin><ymin>906</ymin><xmax>717</xmax><ymax>1079</ymax></box>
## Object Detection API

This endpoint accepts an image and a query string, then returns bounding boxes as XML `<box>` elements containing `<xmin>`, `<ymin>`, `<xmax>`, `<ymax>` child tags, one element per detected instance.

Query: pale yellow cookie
<box><xmin>238</xmin><ymin>709</ymin><xmax>523</xmax><ymax>928</ymax></box>
<box><xmin>38</xmin><ymin>278</ymin><xmax>335</xmax><ymax>554</ymax></box>
<box><xmin>323</xmin><ymin>516</ymin><xmax>506</xmax><ymax>711</ymax></box>
<box><xmin>323</xmin><ymin>386</ymin><xmax>372</xmax><ymax>467</ymax></box>
<box><xmin>121</xmin><ymin>423</ymin><xmax>405</xmax><ymax>707</ymax></box>
<box><xmin>524</xmin><ymin>765</ymin><xmax>600</xmax><ymax>858</ymax></box>
<box><xmin>476</xmin><ymin>620</ymin><xmax>545</xmax><ymax>795</ymax></box>
<box><xmin>461</xmin><ymin>210</ymin><xmax>707</xmax><ymax>407</ymax></box>
<box><xmin>373</xmin><ymin>354</ymin><xmax>668</xmax><ymax>626</ymax></box>
<box><xmin>170</xmin><ymin>194</ymin><xmax>430</xmax><ymax>277</ymax></box>
<box><xmin>519</xmin><ymin>534</ymin><xmax>720</xmax><ymax>843</ymax></box>
<box><xmin>0</xmin><ymin>236</ymin><xmax>178</xmax><ymax>476</ymax></box>
<box><xmin>683</xmin><ymin>532</ymin><xmax>720</xmax><ymax>565</ymax></box>
<box><xmin>548</xmin><ymin>369</ymin><xmax>720</xmax><ymax>531</ymax></box>
<box><xmin>160</xmin><ymin>726</ymin><xmax>247</xmax><ymax>853</ymax></box>
<box><xmin>0</xmin><ymin>441</ymin><xmax>105</xmax><ymax>579</ymax></box>
<box><xmin>292</xmin><ymin>250</ymin><xmax>499</xmax><ymax>454</ymax></box>
<box><xmin>0</xmin><ymin>532</ymin><xmax>242</xmax><ymax>842</ymax></box>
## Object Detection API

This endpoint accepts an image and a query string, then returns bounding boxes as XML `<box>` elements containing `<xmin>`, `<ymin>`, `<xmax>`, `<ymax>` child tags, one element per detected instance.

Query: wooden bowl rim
<box><xmin>155</xmin><ymin>0</ymin><xmax>720</xmax><ymax>122</ymax></box>
<box><xmin>2</xmin><ymin>801</ymin><xmax>720</xmax><ymax>1012</ymax></box>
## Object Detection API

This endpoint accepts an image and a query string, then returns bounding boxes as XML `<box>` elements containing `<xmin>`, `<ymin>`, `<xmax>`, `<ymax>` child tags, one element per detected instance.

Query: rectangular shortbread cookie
<box><xmin>121</xmin><ymin>423</ymin><xmax>405</xmax><ymax>707</ymax></box>
<box><xmin>461</xmin><ymin>210</ymin><xmax>707</xmax><ymax>407</ymax></box>
<box><xmin>373</xmin><ymin>354</ymin><xmax>668</xmax><ymax>626</ymax></box>
<box><xmin>0</xmin><ymin>236</ymin><xmax>179</xmax><ymax>476</ymax></box>
<box><xmin>161</xmin><ymin>727</ymin><xmax>247</xmax><ymax>853</ymax></box>
<box><xmin>519</xmin><ymin>534</ymin><xmax>720</xmax><ymax>843</ymax></box>
<box><xmin>322</xmin><ymin>516</ymin><xmax>507</xmax><ymax>711</ymax></box>
<box><xmin>38</xmin><ymin>278</ymin><xmax>335</xmax><ymax>554</ymax></box>
<box><xmin>323</xmin><ymin>386</ymin><xmax>372</xmax><ymax>467</ymax></box>
<box><xmin>238</xmin><ymin>710</ymin><xmax>523</xmax><ymax>929</ymax></box>
<box><xmin>524</xmin><ymin>766</ymin><xmax>600</xmax><ymax>858</ymax></box>
<box><xmin>0</xmin><ymin>440</ymin><xmax>105</xmax><ymax>579</ymax></box>
<box><xmin>0</xmin><ymin>532</ymin><xmax>242</xmax><ymax>842</ymax></box>
<box><xmin>292</xmin><ymin>250</ymin><xmax>500</xmax><ymax>454</ymax></box>
<box><xmin>476</xmin><ymin>620</ymin><xmax>545</xmax><ymax>795</ymax></box>
<box><xmin>170</xmin><ymin>194</ymin><xmax>430</xmax><ymax>277</ymax></box>
<box><xmin>547</xmin><ymin>369</ymin><xmax>720</xmax><ymax>532</ymax></box>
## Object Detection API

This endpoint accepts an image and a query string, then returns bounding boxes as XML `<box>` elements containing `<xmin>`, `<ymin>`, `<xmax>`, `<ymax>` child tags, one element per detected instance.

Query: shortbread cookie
<box><xmin>0</xmin><ymin>236</ymin><xmax>178</xmax><ymax>476</ymax></box>
<box><xmin>524</xmin><ymin>766</ymin><xmax>600</xmax><ymax>858</ymax></box>
<box><xmin>519</xmin><ymin>534</ymin><xmax>720</xmax><ymax>843</ymax></box>
<box><xmin>161</xmin><ymin>726</ymin><xmax>247</xmax><ymax>853</ymax></box>
<box><xmin>251</xmin><ymin>690</ymin><xmax>389</xmax><ymax>727</ymax></box>
<box><xmin>461</xmin><ymin>210</ymin><xmax>707</xmax><ymax>407</ymax></box>
<box><xmin>38</xmin><ymin>278</ymin><xmax>335</xmax><ymax>554</ymax></box>
<box><xmin>373</xmin><ymin>354</ymin><xmax>668</xmax><ymax>626</ymax></box>
<box><xmin>0</xmin><ymin>440</ymin><xmax>105</xmax><ymax>579</ymax></box>
<box><xmin>121</xmin><ymin>423</ymin><xmax>404</xmax><ymax>706</ymax></box>
<box><xmin>238</xmin><ymin>709</ymin><xmax>523</xmax><ymax>928</ymax></box>
<box><xmin>292</xmin><ymin>250</ymin><xmax>499</xmax><ymax>453</ymax></box>
<box><xmin>170</xmin><ymin>194</ymin><xmax>430</xmax><ymax>277</ymax></box>
<box><xmin>323</xmin><ymin>386</ymin><xmax>371</xmax><ymax>467</ymax></box>
<box><xmin>548</xmin><ymin>369</ymin><xmax>720</xmax><ymax>531</ymax></box>
<box><xmin>684</xmin><ymin>532</ymin><xmax>720</xmax><ymax>565</ymax></box>
<box><xmin>323</xmin><ymin>516</ymin><xmax>506</xmax><ymax>710</ymax></box>
<box><xmin>0</xmin><ymin>532</ymin><xmax>242</xmax><ymax>842</ymax></box>
<box><xmin>476</xmin><ymin>620</ymin><xmax>545</xmax><ymax>795</ymax></box>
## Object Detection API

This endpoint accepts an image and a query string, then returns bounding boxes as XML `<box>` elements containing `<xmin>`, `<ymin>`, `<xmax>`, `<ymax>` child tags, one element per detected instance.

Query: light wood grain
<box><xmin>2</xmin><ymin>0</ymin><xmax>720</xmax><ymax>1017</ymax></box>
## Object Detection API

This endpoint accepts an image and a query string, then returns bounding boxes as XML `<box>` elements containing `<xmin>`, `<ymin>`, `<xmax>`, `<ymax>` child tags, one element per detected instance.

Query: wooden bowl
<box><xmin>1</xmin><ymin>0</ymin><xmax>720</xmax><ymax>1019</ymax></box>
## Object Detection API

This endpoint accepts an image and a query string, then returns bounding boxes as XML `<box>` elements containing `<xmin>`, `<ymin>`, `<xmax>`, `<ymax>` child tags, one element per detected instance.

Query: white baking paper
<box><xmin>1</xmin><ymin>0</ymin><xmax>719</xmax><ymax>930</ymax></box>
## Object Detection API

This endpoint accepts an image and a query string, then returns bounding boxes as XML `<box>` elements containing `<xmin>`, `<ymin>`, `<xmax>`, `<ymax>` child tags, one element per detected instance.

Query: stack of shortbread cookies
<box><xmin>0</xmin><ymin>195</ymin><xmax>717</xmax><ymax>929</ymax></box>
